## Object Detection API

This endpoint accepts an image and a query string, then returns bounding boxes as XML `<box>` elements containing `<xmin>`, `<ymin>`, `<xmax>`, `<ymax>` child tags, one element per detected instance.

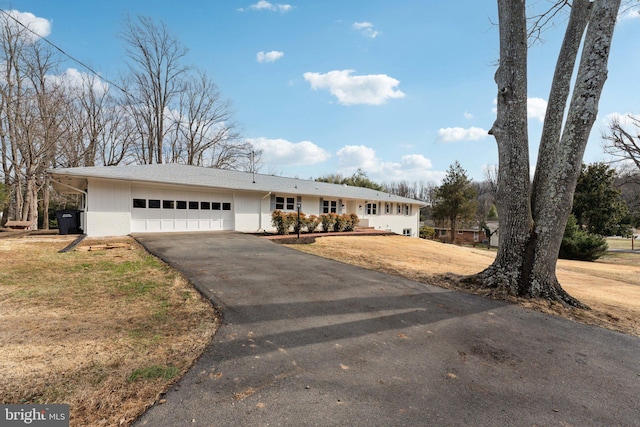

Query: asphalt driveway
<box><xmin>132</xmin><ymin>232</ymin><xmax>640</xmax><ymax>426</ymax></box>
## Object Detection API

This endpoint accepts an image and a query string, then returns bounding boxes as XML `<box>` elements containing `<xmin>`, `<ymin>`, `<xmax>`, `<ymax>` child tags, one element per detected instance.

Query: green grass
<box><xmin>127</xmin><ymin>365</ymin><xmax>180</xmax><ymax>382</ymax></box>
<box><xmin>598</xmin><ymin>251</ymin><xmax>640</xmax><ymax>267</ymax></box>
<box><xmin>605</xmin><ymin>237</ymin><xmax>639</xmax><ymax>251</ymax></box>
<box><xmin>0</xmin><ymin>238</ymin><xmax>219</xmax><ymax>426</ymax></box>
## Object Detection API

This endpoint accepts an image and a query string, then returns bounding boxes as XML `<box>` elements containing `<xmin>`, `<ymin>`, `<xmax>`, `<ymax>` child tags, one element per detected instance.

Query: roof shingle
<box><xmin>49</xmin><ymin>164</ymin><xmax>427</xmax><ymax>205</ymax></box>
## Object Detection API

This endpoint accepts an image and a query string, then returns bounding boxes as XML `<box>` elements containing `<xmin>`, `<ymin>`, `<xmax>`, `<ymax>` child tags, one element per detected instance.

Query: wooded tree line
<box><xmin>431</xmin><ymin>160</ymin><xmax>634</xmax><ymax>239</ymax></box>
<box><xmin>0</xmin><ymin>14</ymin><xmax>251</xmax><ymax>227</ymax></box>
<box><xmin>316</xmin><ymin>168</ymin><xmax>437</xmax><ymax>204</ymax></box>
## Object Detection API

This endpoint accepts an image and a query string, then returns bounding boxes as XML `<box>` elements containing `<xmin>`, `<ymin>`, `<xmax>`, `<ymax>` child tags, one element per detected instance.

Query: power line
<box><xmin>0</xmin><ymin>9</ymin><xmax>127</xmax><ymax>93</ymax></box>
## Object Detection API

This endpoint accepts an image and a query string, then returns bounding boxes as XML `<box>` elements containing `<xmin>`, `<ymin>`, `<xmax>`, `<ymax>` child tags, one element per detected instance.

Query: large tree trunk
<box><xmin>466</xmin><ymin>0</ymin><xmax>621</xmax><ymax>308</ymax></box>
<box><xmin>469</xmin><ymin>0</ymin><xmax>532</xmax><ymax>296</ymax></box>
<box><xmin>527</xmin><ymin>0</ymin><xmax>620</xmax><ymax>306</ymax></box>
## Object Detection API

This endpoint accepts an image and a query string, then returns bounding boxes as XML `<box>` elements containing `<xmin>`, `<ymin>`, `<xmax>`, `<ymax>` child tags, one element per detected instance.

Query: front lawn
<box><xmin>0</xmin><ymin>236</ymin><xmax>219</xmax><ymax>427</ymax></box>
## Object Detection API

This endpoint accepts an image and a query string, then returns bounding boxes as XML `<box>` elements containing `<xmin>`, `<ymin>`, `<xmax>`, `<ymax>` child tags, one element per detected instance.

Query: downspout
<box><xmin>259</xmin><ymin>192</ymin><xmax>272</xmax><ymax>232</ymax></box>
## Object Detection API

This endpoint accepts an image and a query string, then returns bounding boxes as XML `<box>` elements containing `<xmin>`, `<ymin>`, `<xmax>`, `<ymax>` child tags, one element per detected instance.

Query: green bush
<box><xmin>291</xmin><ymin>212</ymin><xmax>305</xmax><ymax>234</ymax></box>
<box><xmin>420</xmin><ymin>225</ymin><xmax>436</xmax><ymax>239</ymax></box>
<box><xmin>559</xmin><ymin>215</ymin><xmax>608</xmax><ymax>261</ymax></box>
<box><xmin>343</xmin><ymin>213</ymin><xmax>359</xmax><ymax>231</ymax></box>
<box><xmin>320</xmin><ymin>213</ymin><xmax>337</xmax><ymax>232</ymax></box>
<box><xmin>304</xmin><ymin>215</ymin><xmax>321</xmax><ymax>232</ymax></box>
<box><xmin>271</xmin><ymin>210</ymin><xmax>291</xmax><ymax>235</ymax></box>
<box><xmin>272</xmin><ymin>210</ymin><xmax>309</xmax><ymax>234</ymax></box>
<box><xmin>333</xmin><ymin>214</ymin><xmax>348</xmax><ymax>232</ymax></box>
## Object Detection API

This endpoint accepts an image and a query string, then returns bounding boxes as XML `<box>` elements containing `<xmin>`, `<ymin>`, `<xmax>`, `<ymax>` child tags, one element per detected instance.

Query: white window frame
<box><xmin>323</xmin><ymin>199</ymin><xmax>338</xmax><ymax>214</ymax></box>
<box><xmin>366</xmin><ymin>203</ymin><xmax>377</xmax><ymax>215</ymax></box>
<box><xmin>276</xmin><ymin>196</ymin><xmax>296</xmax><ymax>211</ymax></box>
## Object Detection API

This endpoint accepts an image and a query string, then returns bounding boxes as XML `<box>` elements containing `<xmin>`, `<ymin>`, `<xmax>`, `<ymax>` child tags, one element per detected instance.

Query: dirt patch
<box><xmin>286</xmin><ymin>235</ymin><xmax>640</xmax><ymax>337</ymax></box>
<box><xmin>0</xmin><ymin>236</ymin><xmax>220</xmax><ymax>427</ymax></box>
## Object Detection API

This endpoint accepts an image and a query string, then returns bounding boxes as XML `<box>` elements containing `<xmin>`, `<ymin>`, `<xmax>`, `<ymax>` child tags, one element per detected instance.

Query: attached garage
<box><xmin>130</xmin><ymin>186</ymin><xmax>233</xmax><ymax>232</ymax></box>
<box><xmin>49</xmin><ymin>164</ymin><xmax>427</xmax><ymax>238</ymax></box>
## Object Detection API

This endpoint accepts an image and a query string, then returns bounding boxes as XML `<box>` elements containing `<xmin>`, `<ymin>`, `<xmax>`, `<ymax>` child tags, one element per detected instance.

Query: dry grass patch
<box><xmin>286</xmin><ymin>235</ymin><xmax>640</xmax><ymax>337</ymax></box>
<box><xmin>0</xmin><ymin>236</ymin><xmax>219</xmax><ymax>427</ymax></box>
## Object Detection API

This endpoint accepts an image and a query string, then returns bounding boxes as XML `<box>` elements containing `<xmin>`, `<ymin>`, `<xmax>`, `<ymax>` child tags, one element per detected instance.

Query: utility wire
<box><xmin>0</xmin><ymin>9</ymin><xmax>127</xmax><ymax>93</ymax></box>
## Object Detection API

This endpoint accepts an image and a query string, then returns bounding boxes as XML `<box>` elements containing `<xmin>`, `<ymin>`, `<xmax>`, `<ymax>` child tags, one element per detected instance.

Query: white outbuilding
<box><xmin>49</xmin><ymin>164</ymin><xmax>427</xmax><ymax>237</ymax></box>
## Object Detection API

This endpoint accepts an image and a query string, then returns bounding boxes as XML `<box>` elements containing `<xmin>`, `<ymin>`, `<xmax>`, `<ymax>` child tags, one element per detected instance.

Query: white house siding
<box><xmin>86</xmin><ymin>179</ymin><xmax>132</xmax><ymax>237</ymax></box>
<box><xmin>359</xmin><ymin>201</ymin><xmax>420</xmax><ymax>237</ymax></box>
<box><xmin>301</xmin><ymin>196</ymin><xmax>320</xmax><ymax>216</ymax></box>
<box><xmin>233</xmin><ymin>192</ymin><xmax>261</xmax><ymax>232</ymax></box>
<box><xmin>81</xmin><ymin>178</ymin><xmax>421</xmax><ymax>237</ymax></box>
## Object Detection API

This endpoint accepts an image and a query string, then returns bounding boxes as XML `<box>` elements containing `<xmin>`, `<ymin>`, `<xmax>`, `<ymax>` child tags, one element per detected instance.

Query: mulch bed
<box><xmin>258</xmin><ymin>229</ymin><xmax>396</xmax><ymax>244</ymax></box>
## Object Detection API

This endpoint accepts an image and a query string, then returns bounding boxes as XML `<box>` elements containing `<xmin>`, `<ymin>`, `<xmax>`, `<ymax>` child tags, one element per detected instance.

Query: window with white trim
<box><xmin>403</xmin><ymin>228</ymin><xmax>412</xmax><ymax>236</ymax></box>
<box><xmin>276</xmin><ymin>196</ymin><xmax>295</xmax><ymax>210</ymax></box>
<box><xmin>323</xmin><ymin>200</ymin><xmax>337</xmax><ymax>214</ymax></box>
<box><xmin>366</xmin><ymin>203</ymin><xmax>377</xmax><ymax>215</ymax></box>
<box><xmin>385</xmin><ymin>203</ymin><xmax>391</xmax><ymax>214</ymax></box>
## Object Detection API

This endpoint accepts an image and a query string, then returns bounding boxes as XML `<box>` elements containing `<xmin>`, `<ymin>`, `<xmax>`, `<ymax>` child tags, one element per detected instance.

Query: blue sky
<box><xmin>6</xmin><ymin>0</ymin><xmax>640</xmax><ymax>183</ymax></box>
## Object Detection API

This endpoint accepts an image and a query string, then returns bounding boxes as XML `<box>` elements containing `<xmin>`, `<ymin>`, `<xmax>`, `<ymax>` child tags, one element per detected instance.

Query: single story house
<box><xmin>432</xmin><ymin>221</ymin><xmax>499</xmax><ymax>246</ymax></box>
<box><xmin>49</xmin><ymin>164</ymin><xmax>427</xmax><ymax>238</ymax></box>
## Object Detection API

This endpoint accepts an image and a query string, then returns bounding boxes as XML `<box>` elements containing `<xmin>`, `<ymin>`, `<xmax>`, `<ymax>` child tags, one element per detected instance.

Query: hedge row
<box><xmin>271</xmin><ymin>211</ymin><xmax>359</xmax><ymax>235</ymax></box>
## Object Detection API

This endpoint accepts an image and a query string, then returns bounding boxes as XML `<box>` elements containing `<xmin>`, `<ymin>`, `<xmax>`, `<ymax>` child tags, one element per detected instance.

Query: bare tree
<box><xmin>603</xmin><ymin>114</ymin><xmax>640</xmax><ymax>170</ymax></box>
<box><xmin>120</xmin><ymin>15</ymin><xmax>188</xmax><ymax>164</ymax></box>
<box><xmin>465</xmin><ymin>0</ymin><xmax>621</xmax><ymax>308</ymax></box>
<box><xmin>0</xmin><ymin>14</ymin><xmax>65</xmax><ymax>228</ymax></box>
<box><xmin>0</xmin><ymin>11</ymin><xmax>31</xmax><ymax>223</ymax></box>
<box><xmin>383</xmin><ymin>180</ymin><xmax>435</xmax><ymax>203</ymax></box>
<box><xmin>170</xmin><ymin>70</ymin><xmax>246</xmax><ymax>168</ymax></box>
<box><xmin>26</xmin><ymin>43</ymin><xmax>67</xmax><ymax>228</ymax></box>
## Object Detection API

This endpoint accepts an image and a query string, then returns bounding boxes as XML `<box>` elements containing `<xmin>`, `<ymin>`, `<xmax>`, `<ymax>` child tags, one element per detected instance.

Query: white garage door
<box><xmin>130</xmin><ymin>186</ymin><xmax>233</xmax><ymax>233</ymax></box>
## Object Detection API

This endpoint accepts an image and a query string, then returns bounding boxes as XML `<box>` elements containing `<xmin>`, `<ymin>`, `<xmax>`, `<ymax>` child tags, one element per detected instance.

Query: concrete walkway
<box><xmin>132</xmin><ymin>232</ymin><xmax>640</xmax><ymax>426</ymax></box>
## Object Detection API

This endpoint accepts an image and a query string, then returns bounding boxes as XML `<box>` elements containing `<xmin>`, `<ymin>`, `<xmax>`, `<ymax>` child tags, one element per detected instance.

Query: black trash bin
<box><xmin>56</xmin><ymin>210</ymin><xmax>82</xmax><ymax>235</ymax></box>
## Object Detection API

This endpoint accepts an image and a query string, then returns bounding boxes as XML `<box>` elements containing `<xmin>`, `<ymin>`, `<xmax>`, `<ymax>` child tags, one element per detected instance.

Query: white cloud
<box><xmin>604</xmin><ymin>112</ymin><xmax>640</xmax><ymax>129</ymax></box>
<box><xmin>256</xmin><ymin>50</ymin><xmax>284</xmax><ymax>63</ymax></box>
<box><xmin>401</xmin><ymin>154</ymin><xmax>433</xmax><ymax>169</ymax></box>
<box><xmin>437</xmin><ymin>127</ymin><xmax>489</xmax><ymax>142</ymax></box>
<box><xmin>1</xmin><ymin>10</ymin><xmax>51</xmax><ymax>43</ymax></box>
<box><xmin>619</xmin><ymin>7</ymin><xmax>640</xmax><ymax>20</ymax></box>
<box><xmin>352</xmin><ymin>21</ymin><xmax>379</xmax><ymax>38</ymax></box>
<box><xmin>46</xmin><ymin>68</ymin><xmax>109</xmax><ymax>94</ymax></box>
<box><xmin>303</xmin><ymin>69</ymin><xmax>405</xmax><ymax>106</ymax></box>
<box><xmin>247</xmin><ymin>137</ymin><xmax>330</xmax><ymax>166</ymax></box>
<box><xmin>464</xmin><ymin>111</ymin><xmax>474</xmax><ymax>119</ymax></box>
<box><xmin>527</xmin><ymin>97</ymin><xmax>547</xmax><ymax>122</ymax></box>
<box><xmin>336</xmin><ymin>145</ymin><xmax>379</xmax><ymax>170</ymax></box>
<box><xmin>241</xmin><ymin>1</ymin><xmax>292</xmax><ymax>12</ymax></box>
<box><xmin>336</xmin><ymin>145</ymin><xmax>443</xmax><ymax>183</ymax></box>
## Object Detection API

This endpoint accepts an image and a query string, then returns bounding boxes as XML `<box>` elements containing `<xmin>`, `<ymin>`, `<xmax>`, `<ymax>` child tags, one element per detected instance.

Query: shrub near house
<box><xmin>271</xmin><ymin>211</ymin><xmax>359</xmax><ymax>235</ymax></box>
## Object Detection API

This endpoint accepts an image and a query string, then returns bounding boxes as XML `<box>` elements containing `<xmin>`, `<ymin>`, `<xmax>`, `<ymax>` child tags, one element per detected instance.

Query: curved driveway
<box><xmin>133</xmin><ymin>232</ymin><xmax>640</xmax><ymax>426</ymax></box>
